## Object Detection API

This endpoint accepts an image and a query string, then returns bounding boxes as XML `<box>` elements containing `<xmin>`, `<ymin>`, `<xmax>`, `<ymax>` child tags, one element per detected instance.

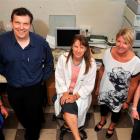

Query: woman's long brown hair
<box><xmin>66</xmin><ymin>34</ymin><xmax>92</xmax><ymax>74</ymax></box>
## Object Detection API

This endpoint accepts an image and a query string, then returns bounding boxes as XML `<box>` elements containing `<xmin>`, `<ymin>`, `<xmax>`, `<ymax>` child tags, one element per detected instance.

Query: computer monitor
<box><xmin>55</xmin><ymin>27</ymin><xmax>81</xmax><ymax>49</ymax></box>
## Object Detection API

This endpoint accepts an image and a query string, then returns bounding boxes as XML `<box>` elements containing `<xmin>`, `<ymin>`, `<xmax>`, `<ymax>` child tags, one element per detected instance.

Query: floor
<box><xmin>3</xmin><ymin>105</ymin><xmax>133</xmax><ymax>140</ymax></box>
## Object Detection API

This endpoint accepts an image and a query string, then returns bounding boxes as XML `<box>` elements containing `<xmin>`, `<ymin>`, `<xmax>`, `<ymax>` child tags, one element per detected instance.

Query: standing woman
<box><xmin>54</xmin><ymin>34</ymin><xmax>97</xmax><ymax>140</ymax></box>
<box><xmin>94</xmin><ymin>28</ymin><xmax>140</xmax><ymax>138</ymax></box>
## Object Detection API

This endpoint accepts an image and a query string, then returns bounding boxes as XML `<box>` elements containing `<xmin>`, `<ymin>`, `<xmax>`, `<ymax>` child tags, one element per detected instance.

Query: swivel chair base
<box><xmin>52</xmin><ymin>113</ymin><xmax>90</xmax><ymax>140</ymax></box>
<box><xmin>59</xmin><ymin>125</ymin><xmax>87</xmax><ymax>140</ymax></box>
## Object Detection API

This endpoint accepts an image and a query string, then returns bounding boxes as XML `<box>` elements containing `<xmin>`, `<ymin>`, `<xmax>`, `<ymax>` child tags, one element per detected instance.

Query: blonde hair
<box><xmin>116</xmin><ymin>27</ymin><xmax>135</xmax><ymax>47</ymax></box>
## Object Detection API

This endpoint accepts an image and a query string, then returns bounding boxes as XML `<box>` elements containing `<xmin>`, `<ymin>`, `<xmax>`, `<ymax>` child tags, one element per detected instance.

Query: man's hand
<box><xmin>131</xmin><ymin>110</ymin><xmax>139</xmax><ymax>120</ymax></box>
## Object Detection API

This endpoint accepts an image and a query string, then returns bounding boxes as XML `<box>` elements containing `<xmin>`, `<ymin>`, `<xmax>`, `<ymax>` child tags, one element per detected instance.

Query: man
<box><xmin>0</xmin><ymin>7</ymin><xmax>53</xmax><ymax>140</ymax></box>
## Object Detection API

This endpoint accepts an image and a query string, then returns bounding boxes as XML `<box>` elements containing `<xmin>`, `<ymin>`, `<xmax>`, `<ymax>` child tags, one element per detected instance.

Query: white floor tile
<box><xmin>116</xmin><ymin>128</ymin><xmax>132</xmax><ymax>140</ymax></box>
<box><xmin>39</xmin><ymin>129</ymin><xmax>56</xmax><ymax>140</ymax></box>
<box><xmin>86</xmin><ymin>129</ymin><xmax>98</xmax><ymax>140</ymax></box>
<box><xmin>4</xmin><ymin>129</ymin><xmax>17</xmax><ymax>140</ymax></box>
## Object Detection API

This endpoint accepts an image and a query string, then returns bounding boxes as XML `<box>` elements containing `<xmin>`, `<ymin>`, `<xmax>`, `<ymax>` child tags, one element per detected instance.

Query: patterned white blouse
<box><xmin>98</xmin><ymin>48</ymin><xmax>140</xmax><ymax>112</ymax></box>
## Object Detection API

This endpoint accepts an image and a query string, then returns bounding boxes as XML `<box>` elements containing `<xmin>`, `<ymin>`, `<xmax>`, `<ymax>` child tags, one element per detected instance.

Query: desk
<box><xmin>92</xmin><ymin>48</ymin><xmax>106</xmax><ymax>60</ymax></box>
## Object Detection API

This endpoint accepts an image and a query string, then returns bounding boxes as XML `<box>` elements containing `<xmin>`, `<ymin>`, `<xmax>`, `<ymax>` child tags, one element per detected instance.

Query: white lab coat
<box><xmin>54</xmin><ymin>52</ymin><xmax>97</xmax><ymax>127</ymax></box>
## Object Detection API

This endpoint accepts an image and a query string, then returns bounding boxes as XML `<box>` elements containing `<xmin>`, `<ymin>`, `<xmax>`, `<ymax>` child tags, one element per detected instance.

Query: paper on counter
<box><xmin>89</xmin><ymin>43</ymin><xmax>107</xmax><ymax>49</ymax></box>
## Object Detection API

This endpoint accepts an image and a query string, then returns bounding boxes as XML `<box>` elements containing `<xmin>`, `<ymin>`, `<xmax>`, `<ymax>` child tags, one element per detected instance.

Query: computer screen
<box><xmin>55</xmin><ymin>27</ymin><xmax>81</xmax><ymax>49</ymax></box>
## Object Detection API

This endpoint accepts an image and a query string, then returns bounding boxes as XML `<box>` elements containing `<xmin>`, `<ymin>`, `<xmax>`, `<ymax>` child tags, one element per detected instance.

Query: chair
<box><xmin>52</xmin><ymin>95</ymin><xmax>89</xmax><ymax>140</ymax></box>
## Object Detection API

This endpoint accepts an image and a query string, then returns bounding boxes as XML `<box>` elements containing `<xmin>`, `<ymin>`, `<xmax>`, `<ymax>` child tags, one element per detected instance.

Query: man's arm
<box><xmin>0</xmin><ymin>45</ymin><xmax>5</xmax><ymax>76</ymax></box>
<box><xmin>132</xmin><ymin>83</ymin><xmax>140</xmax><ymax>110</ymax></box>
<box><xmin>0</xmin><ymin>96</ymin><xmax>8</xmax><ymax>118</ymax></box>
<box><xmin>131</xmin><ymin>83</ymin><xmax>140</xmax><ymax>120</ymax></box>
<box><xmin>43</xmin><ymin>41</ymin><xmax>54</xmax><ymax>80</ymax></box>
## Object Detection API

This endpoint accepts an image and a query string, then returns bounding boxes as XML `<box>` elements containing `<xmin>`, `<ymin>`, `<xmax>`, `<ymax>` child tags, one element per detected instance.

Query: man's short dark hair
<box><xmin>11</xmin><ymin>7</ymin><xmax>33</xmax><ymax>24</ymax></box>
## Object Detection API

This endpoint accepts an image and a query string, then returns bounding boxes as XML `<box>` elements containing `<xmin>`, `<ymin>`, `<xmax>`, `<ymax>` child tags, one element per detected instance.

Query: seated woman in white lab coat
<box><xmin>54</xmin><ymin>34</ymin><xmax>97</xmax><ymax>140</ymax></box>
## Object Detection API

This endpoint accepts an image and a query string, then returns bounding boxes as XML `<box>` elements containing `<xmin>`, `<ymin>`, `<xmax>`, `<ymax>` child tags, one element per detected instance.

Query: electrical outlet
<box><xmin>80</xmin><ymin>25</ymin><xmax>91</xmax><ymax>36</ymax></box>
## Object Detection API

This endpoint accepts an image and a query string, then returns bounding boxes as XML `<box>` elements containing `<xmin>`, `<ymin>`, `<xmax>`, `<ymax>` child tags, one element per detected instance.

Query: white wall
<box><xmin>0</xmin><ymin>0</ymin><xmax>126</xmax><ymax>40</ymax></box>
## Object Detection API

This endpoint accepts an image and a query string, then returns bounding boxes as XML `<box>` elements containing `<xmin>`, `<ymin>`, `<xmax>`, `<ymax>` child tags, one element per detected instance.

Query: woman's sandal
<box><xmin>60</xmin><ymin>124</ymin><xmax>71</xmax><ymax>132</ymax></box>
<box><xmin>94</xmin><ymin>120</ymin><xmax>106</xmax><ymax>132</ymax></box>
<box><xmin>106</xmin><ymin>128</ymin><xmax>114</xmax><ymax>138</ymax></box>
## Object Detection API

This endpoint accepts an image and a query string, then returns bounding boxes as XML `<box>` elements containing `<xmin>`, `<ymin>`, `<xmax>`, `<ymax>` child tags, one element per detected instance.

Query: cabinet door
<box><xmin>91</xmin><ymin>70</ymin><xmax>99</xmax><ymax>106</ymax></box>
<box><xmin>46</xmin><ymin>72</ymin><xmax>56</xmax><ymax>105</ymax></box>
